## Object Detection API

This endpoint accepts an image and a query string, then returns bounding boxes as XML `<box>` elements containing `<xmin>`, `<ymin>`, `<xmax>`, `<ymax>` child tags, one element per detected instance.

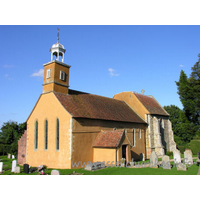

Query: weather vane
<box><xmin>57</xmin><ymin>27</ymin><xmax>60</xmax><ymax>43</ymax></box>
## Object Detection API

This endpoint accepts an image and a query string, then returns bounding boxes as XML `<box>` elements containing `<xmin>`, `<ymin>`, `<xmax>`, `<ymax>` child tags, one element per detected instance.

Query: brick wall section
<box><xmin>17</xmin><ymin>130</ymin><xmax>27</xmax><ymax>165</ymax></box>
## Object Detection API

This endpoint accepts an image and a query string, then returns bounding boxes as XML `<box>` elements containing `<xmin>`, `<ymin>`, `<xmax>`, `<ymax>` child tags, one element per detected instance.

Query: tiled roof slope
<box><xmin>93</xmin><ymin>129</ymin><xmax>124</xmax><ymax>148</ymax></box>
<box><xmin>54</xmin><ymin>92</ymin><xmax>146</xmax><ymax>123</ymax></box>
<box><xmin>134</xmin><ymin>93</ymin><xmax>169</xmax><ymax>116</ymax></box>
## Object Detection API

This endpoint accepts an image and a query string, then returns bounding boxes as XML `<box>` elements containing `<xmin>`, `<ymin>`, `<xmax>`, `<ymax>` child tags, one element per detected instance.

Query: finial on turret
<box><xmin>141</xmin><ymin>89</ymin><xmax>145</xmax><ymax>94</ymax></box>
<box><xmin>57</xmin><ymin>27</ymin><xmax>60</xmax><ymax>43</ymax></box>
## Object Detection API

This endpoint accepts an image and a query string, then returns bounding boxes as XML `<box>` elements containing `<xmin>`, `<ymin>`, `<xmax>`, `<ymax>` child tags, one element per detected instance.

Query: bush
<box><xmin>177</xmin><ymin>145</ymin><xmax>186</xmax><ymax>154</ymax></box>
<box><xmin>166</xmin><ymin>151</ymin><xmax>173</xmax><ymax>156</ymax></box>
<box><xmin>189</xmin><ymin>140</ymin><xmax>200</xmax><ymax>155</ymax></box>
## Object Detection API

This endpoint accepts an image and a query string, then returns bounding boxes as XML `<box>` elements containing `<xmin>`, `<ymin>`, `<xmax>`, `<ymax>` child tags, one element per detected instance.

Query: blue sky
<box><xmin>0</xmin><ymin>25</ymin><xmax>200</xmax><ymax>128</ymax></box>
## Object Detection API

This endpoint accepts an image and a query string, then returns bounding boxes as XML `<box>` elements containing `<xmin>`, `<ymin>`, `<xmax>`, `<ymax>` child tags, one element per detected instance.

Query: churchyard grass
<box><xmin>0</xmin><ymin>155</ymin><xmax>199</xmax><ymax>175</ymax></box>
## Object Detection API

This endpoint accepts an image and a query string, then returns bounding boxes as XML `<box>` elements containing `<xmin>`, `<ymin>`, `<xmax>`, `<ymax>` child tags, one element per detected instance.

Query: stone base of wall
<box><xmin>17</xmin><ymin>130</ymin><xmax>27</xmax><ymax>165</ymax></box>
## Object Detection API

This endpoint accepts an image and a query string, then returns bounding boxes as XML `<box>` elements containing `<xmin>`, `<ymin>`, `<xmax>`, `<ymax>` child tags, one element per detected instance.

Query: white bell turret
<box><xmin>50</xmin><ymin>28</ymin><xmax>66</xmax><ymax>62</ymax></box>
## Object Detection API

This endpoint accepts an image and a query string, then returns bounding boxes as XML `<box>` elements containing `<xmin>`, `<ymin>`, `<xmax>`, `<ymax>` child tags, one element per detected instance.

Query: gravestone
<box><xmin>140</xmin><ymin>153</ymin><xmax>145</xmax><ymax>161</ymax></box>
<box><xmin>184</xmin><ymin>149</ymin><xmax>193</xmax><ymax>164</ymax></box>
<box><xmin>12</xmin><ymin>155</ymin><xmax>15</xmax><ymax>159</ymax></box>
<box><xmin>51</xmin><ymin>170</ymin><xmax>60</xmax><ymax>175</ymax></box>
<box><xmin>198</xmin><ymin>152</ymin><xmax>200</xmax><ymax>159</ymax></box>
<box><xmin>149</xmin><ymin>151</ymin><xmax>158</xmax><ymax>168</ymax></box>
<box><xmin>162</xmin><ymin>155</ymin><xmax>171</xmax><ymax>169</ymax></box>
<box><xmin>11</xmin><ymin>160</ymin><xmax>17</xmax><ymax>172</ymax></box>
<box><xmin>177</xmin><ymin>163</ymin><xmax>187</xmax><ymax>171</ymax></box>
<box><xmin>8</xmin><ymin>154</ymin><xmax>11</xmax><ymax>159</ymax></box>
<box><xmin>85</xmin><ymin>162</ymin><xmax>105</xmax><ymax>171</ymax></box>
<box><xmin>14</xmin><ymin>166</ymin><xmax>20</xmax><ymax>173</ymax></box>
<box><xmin>23</xmin><ymin>164</ymin><xmax>29</xmax><ymax>174</ymax></box>
<box><xmin>173</xmin><ymin>149</ymin><xmax>181</xmax><ymax>163</ymax></box>
<box><xmin>0</xmin><ymin>162</ymin><xmax>3</xmax><ymax>173</ymax></box>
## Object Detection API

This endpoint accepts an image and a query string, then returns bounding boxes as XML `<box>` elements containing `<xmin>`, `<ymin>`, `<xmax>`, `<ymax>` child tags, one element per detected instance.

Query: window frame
<box><xmin>35</xmin><ymin>120</ymin><xmax>38</xmax><ymax>150</ymax></box>
<box><xmin>138</xmin><ymin>128</ymin><xmax>141</xmax><ymax>139</ymax></box>
<box><xmin>46</xmin><ymin>69</ymin><xmax>51</xmax><ymax>79</ymax></box>
<box><xmin>60</xmin><ymin>71</ymin><xmax>65</xmax><ymax>81</ymax></box>
<box><xmin>133</xmin><ymin>129</ymin><xmax>135</xmax><ymax>147</ymax></box>
<box><xmin>44</xmin><ymin>120</ymin><xmax>48</xmax><ymax>150</ymax></box>
<box><xmin>56</xmin><ymin>118</ymin><xmax>59</xmax><ymax>151</ymax></box>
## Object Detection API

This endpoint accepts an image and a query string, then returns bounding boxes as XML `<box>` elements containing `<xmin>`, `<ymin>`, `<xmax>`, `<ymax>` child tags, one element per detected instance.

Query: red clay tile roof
<box><xmin>134</xmin><ymin>93</ymin><xmax>169</xmax><ymax>116</ymax></box>
<box><xmin>54</xmin><ymin>92</ymin><xmax>146</xmax><ymax>123</ymax></box>
<box><xmin>93</xmin><ymin>129</ymin><xmax>124</xmax><ymax>148</ymax></box>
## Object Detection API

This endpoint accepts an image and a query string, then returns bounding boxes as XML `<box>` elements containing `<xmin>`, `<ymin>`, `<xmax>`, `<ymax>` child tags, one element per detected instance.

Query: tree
<box><xmin>176</xmin><ymin>55</ymin><xmax>200</xmax><ymax>137</ymax></box>
<box><xmin>0</xmin><ymin>121</ymin><xmax>26</xmax><ymax>155</ymax></box>
<box><xmin>0</xmin><ymin>121</ymin><xmax>19</xmax><ymax>145</ymax></box>
<box><xmin>164</xmin><ymin>105</ymin><xmax>181</xmax><ymax>130</ymax></box>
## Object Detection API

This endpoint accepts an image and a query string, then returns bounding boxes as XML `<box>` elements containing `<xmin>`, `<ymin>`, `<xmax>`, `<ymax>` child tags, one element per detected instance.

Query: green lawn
<box><xmin>0</xmin><ymin>155</ymin><xmax>199</xmax><ymax>175</ymax></box>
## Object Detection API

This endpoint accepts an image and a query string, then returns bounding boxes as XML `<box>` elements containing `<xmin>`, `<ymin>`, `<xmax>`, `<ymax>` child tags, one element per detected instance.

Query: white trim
<box><xmin>133</xmin><ymin>129</ymin><xmax>135</xmax><ymax>147</ymax></box>
<box><xmin>138</xmin><ymin>128</ymin><xmax>141</xmax><ymax>139</ymax></box>
<box><xmin>60</xmin><ymin>71</ymin><xmax>65</xmax><ymax>81</ymax></box>
<box><xmin>46</xmin><ymin>69</ymin><xmax>51</xmax><ymax>79</ymax></box>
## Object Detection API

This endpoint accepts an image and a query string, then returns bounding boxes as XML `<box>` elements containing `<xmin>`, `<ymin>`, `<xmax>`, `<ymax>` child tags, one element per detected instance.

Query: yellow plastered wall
<box><xmin>113</xmin><ymin>92</ymin><xmax>149</xmax><ymax>120</ymax></box>
<box><xmin>93</xmin><ymin>148</ymin><xmax>116</xmax><ymax>165</ymax></box>
<box><xmin>26</xmin><ymin>92</ymin><xmax>72</xmax><ymax>169</ymax></box>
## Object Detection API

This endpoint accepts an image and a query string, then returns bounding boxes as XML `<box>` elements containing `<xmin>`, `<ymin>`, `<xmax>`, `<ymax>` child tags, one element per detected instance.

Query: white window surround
<box><xmin>133</xmin><ymin>129</ymin><xmax>135</xmax><ymax>147</ymax></box>
<box><xmin>46</xmin><ymin>69</ymin><xmax>51</xmax><ymax>79</ymax></box>
<box><xmin>139</xmin><ymin>128</ymin><xmax>141</xmax><ymax>139</ymax></box>
<box><xmin>60</xmin><ymin>71</ymin><xmax>65</xmax><ymax>81</ymax></box>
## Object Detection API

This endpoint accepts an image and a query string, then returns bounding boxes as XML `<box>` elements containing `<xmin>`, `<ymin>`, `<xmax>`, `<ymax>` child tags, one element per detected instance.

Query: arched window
<box><xmin>133</xmin><ymin>129</ymin><xmax>135</xmax><ymax>147</ymax></box>
<box><xmin>35</xmin><ymin>120</ymin><xmax>38</xmax><ymax>150</ymax></box>
<box><xmin>56</xmin><ymin>118</ymin><xmax>59</xmax><ymax>150</ymax></box>
<box><xmin>45</xmin><ymin>120</ymin><xmax>48</xmax><ymax>150</ymax></box>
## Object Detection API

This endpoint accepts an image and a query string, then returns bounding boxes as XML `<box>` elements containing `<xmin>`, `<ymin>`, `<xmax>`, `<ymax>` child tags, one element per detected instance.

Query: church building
<box><xmin>17</xmin><ymin>34</ymin><xmax>176</xmax><ymax>169</ymax></box>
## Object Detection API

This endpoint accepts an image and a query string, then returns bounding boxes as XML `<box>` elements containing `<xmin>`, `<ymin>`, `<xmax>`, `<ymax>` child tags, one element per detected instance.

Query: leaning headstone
<box><xmin>11</xmin><ymin>160</ymin><xmax>17</xmax><ymax>172</ymax></box>
<box><xmin>140</xmin><ymin>153</ymin><xmax>145</xmax><ymax>161</ymax></box>
<box><xmin>162</xmin><ymin>155</ymin><xmax>171</xmax><ymax>169</ymax></box>
<box><xmin>149</xmin><ymin>151</ymin><xmax>158</xmax><ymax>168</ymax></box>
<box><xmin>184</xmin><ymin>149</ymin><xmax>193</xmax><ymax>164</ymax></box>
<box><xmin>12</xmin><ymin>155</ymin><xmax>15</xmax><ymax>159</ymax></box>
<box><xmin>0</xmin><ymin>162</ymin><xmax>3</xmax><ymax>173</ymax></box>
<box><xmin>51</xmin><ymin>170</ymin><xmax>60</xmax><ymax>175</ymax></box>
<box><xmin>8</xmin><ymin>154</ymin><xmax>11</xmax><ymax>159</ymax></box>
<box><xmin>177</xmin><ymin>163</ymin><xmax>187</xmax><ymax>171</ymax></box>
<box><xmin>173</xmin><ymin>149</ymin><xmax>181</xmax><ymax>164</ymax></box>
<box><xmin>23</xmin><ymin>164</ymin><xmax>29</xmax><ymax>174</ymax></box>
<box><xmin>14</xmin><ymin>166</ymin><xmax>20</xmax><ymax>174</ymax></box>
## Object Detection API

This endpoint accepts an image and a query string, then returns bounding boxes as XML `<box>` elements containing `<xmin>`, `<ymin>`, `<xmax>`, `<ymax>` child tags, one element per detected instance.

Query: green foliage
<box><xmin>0</xmin><ymin>144</ymin><xmax>11</xmax><ymax>155</ymax></box>
<box><xmin>189</xmin><ymin>140</ymin><xmax>200</xmax><ymax>155</ymax></box>
<box><xmin>164</xmin><ymin>105</ymin><xmax>181</xmax><ymax>130</ymax></box>
<box><xmin>0</xmin><ymin>121</ymin><xmax>26</xmax><ymax>156</ymax></box>
<box><xmin>177</xmin><ymin>145</ymin><xmax>186</xmax><ymax>154</ymax></box>
<box><xmin>166</xmin><ymin>151</ymin><xmax>173</xmax><ymax>156</ymax></box>
<box><xmin>175</xmin><ymin>55</ymin><xmax>200</xmax><ymax>137</ymax></box>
